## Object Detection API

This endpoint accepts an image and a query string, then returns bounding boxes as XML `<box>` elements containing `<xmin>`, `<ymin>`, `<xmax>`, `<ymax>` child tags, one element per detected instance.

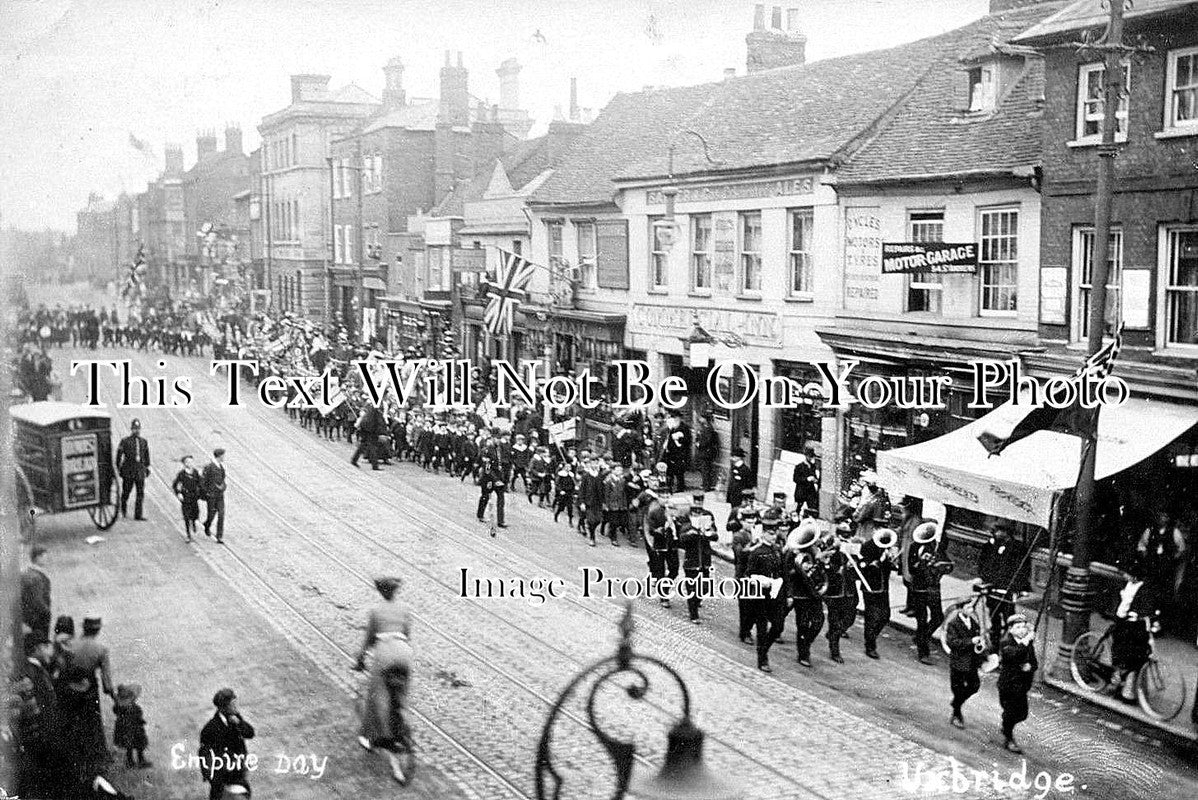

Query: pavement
<box><xmin>14</xmin><ymin>344</ymin><xmax>1198</xmax><ymax>800</ymax></box>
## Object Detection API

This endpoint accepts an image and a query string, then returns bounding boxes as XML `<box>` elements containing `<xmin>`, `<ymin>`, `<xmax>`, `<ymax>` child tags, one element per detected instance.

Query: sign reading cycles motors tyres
<box><xmin>881</xmin><ymin>242</ymin><xmax>979</xmax><ymax>274</ymax></box>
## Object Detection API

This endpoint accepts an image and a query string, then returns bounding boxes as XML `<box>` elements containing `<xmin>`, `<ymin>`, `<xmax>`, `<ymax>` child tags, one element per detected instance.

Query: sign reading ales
<box><xmin>882</xmin><ymin>242</ymin><xmax>978</xmax><ymax>274</ymax></box>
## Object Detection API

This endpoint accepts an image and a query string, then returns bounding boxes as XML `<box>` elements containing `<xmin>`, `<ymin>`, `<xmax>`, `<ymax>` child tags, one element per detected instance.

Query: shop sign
<box><xmin>844</xmin><ymin>208</ymin><xmax>881</xmax><ymax>311</ymax></box>
<box><xmin>646</xmin><ymin>176</ymin><xmax>815</xmax><ymax>206</ymax></box>
<box><xmin>881</xmin><ymin>242</ymin><xmax>977</xmax><ymax>274</ymax></box>
<box><xmin>629</xmin><ymin>304</ymin><xmax>782</xmax><ymax>347</ymax></box>
<box><xmin>450</xmin><ymin>248</ymin><xmax>487</xmax><ymax>272</ymax></box>
<box><xmin>1039</xmin><ymin>266</ymin><xmax>1067</xmax><ymax>325</ymax></box>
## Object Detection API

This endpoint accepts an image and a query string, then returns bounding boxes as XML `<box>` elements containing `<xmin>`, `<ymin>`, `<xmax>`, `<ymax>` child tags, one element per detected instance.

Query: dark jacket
<box><xmin>201</xmin><ymin>461</ymin><xmax>227</xmax><ymax>498</ymax></box>
<box><xmin>172</xmin><ymin>468</ymin><xmax>203</xmax><ymax>503</ymax></box>
<box><xmin>997</xmin><ymin>635</ymin><xmax>1037</xmax><ymax>692</ymax></box>
<box><xmin>20</xmin><ymin>566</ymin><xmax>52</xmax><ymax>635</ymax></box>
<box><xmin>199</xmin><ymin>711</ymin><xmax>255</xmax><ymax>785</ymax></box>
<box><xmin>945</xmin><ymin>611</ymin><xmax>985</xmax><ymax>672</ymax></box>
<box><xmin>726</xmin><ymin>460</ymin><xmax>754</xmax><ymax>504</ymax></box>
<box><xmin>115</xmin><ymin>434</ymin><xmax>150</xmax><ymax>479</ymax></box>
<box><xmin>602</xmin><ymin>471</ymin><xmax>629</xmax><ymax>511</ymax></box>
<box><xmin>660</xmin><ymin>424</ymin><xmax>692</xmax><ymax>467</ymax></box>
<box><xmin>677</xmin><ymin>520</ymin><xmax>718</xmax><ymax>571</ymax></box>
<box><xmin>578</xmin><ymin>471</ymin><xmax>605</xmax><ymax>509</ymax></box>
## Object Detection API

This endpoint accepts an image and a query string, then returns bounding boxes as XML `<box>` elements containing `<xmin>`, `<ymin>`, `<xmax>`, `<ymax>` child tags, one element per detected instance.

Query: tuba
<box><xmin>872</xmin><ymin>527</ymin><xmax>898</xmax><ymax>549</ymax></box>
<box><xmin>913</xmin><ymin>522</ymin><xmax>955</xmax><ymax>577</ymax></box>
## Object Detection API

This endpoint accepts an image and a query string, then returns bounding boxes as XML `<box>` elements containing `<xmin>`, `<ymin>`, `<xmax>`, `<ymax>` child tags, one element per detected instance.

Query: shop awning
<box><xmin>363</xmin><ymin>277</ymin><xmax>387</xmax><ymax>292</ymax></box>
<box><xmin>876</xmin><ymin>397</ymin><xmax>1198</xmax><ymax>527</ymax></box>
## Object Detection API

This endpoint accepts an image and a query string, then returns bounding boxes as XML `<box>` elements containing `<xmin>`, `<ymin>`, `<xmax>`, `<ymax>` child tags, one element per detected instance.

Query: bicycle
<box><xmin>354</xmin><ymin>665</ymin><xmax>417</xmax><ymax>784</ymax></box>
<box><xmin>1070</xmin><ymin>615</ymin><xmax>1189</xmax><ymax>720</ymax></box>
<box><xmin>940</xmin><ymin>581</ymin><xmax>1020</xmax><ymax>672</ymax></box>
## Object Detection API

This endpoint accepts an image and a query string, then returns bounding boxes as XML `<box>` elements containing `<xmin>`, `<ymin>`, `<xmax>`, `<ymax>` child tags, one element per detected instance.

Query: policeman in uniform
<box><xmin>115</xmin><ymin>419</ymin><xmax>151</xmax><ymax>520</ymax></box>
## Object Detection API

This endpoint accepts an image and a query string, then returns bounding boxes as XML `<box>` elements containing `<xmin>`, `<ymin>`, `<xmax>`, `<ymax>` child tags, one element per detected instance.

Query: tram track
<box><xmin>90</xmin><ymin>353</ymin><xmax>829</xmax><ymax>800</ymax></box>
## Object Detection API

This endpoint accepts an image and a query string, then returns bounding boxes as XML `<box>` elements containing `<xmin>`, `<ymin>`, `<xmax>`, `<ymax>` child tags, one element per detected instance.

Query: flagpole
<box><xmin>1053</xmin><ymin>0</ymin><xmax>1125</xmax><ymax>678</ymax></box>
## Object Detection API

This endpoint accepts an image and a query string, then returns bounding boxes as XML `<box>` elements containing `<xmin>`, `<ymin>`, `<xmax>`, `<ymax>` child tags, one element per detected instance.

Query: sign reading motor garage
<box><xmin>881</xmin><ymin>242</ymin><xmax>978</xmax><ymax>274</ymax></box>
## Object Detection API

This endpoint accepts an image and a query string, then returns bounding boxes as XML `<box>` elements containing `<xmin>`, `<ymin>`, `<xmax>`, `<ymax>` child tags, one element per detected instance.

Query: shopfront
<box><xmin>773</xmin><ymin>360</ymin><xmax>826</xmax><ymax>461</ymax></box>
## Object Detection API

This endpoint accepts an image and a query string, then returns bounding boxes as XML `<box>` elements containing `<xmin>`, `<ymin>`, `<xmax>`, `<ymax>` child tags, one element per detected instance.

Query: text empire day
<box><xmin>69</xmin><ymin>357</ymin><xmax>1131</xmax><ymax>413</ymax></box>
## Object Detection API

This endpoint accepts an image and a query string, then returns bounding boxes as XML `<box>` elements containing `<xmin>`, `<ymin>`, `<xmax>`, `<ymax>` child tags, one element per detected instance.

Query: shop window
<box><xmin>907</xmin><ymin>210</ymin><xmax>944</xmax><ymax>313</ymax></box>
<box><xmin>649</xmin><ymin>215</ymin><xmax>669</xmax><ymax>289</ymax></box>
<box><xmin>576</xmin><ymin>221</ymin><xmax>597</xmax><ymax>289</ymax></box>
<box><xmin>1073</xmin><ymin>226</ymin><xmax>1122</xmax><ymax>341</ymax></box>
<box><xmin>979</xmin><ymin>208</ymin><xmax>1018</xmax><ymax>315</ymax></box>
<box><xmin>1075</xmin><ymin>60</ymin><xmax>1129</xmax><ymax>143</ymax></box>
<box><xmin>739</xmin><ymin>211</ymin><xmax>762</xmax><ymax>293</ymax></box>
<box><xmin>788</xmin><ymin>208</ymin><xmax>813</xmax><ymax>297</ymax></box>
<box><xmin>1162</xmin><ymin>227</ymin><xmax>1198</xmax><ymax>348</ymax></box>
<box><xmin>775</xmin><ymin>363</ymin><xmax>823</xmax><ymax>455</ymax></box>
<box><xmin>1165</xmin><ymin>46</ymin><xmax>1198</xmax><ymax>132</ymax></box>
<box><xmin>690</xmin><ymin>214</ymin><xmax>712</xmax><ymax>291</ymax></box>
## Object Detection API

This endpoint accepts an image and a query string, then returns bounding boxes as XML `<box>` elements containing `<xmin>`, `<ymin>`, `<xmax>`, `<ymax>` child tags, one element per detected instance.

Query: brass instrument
<box><xmin>912</xmin><ymin>521</ymin><xmax>939</xmax><ymax>544</ymax></box>
<box><xmin>872</xmin><ymin>528</ymin><xmax>898</xmax><ymax>549</ymax></box>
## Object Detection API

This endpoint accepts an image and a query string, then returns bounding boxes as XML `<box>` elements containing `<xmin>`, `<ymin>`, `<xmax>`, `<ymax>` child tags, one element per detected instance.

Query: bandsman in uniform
<box><xmin>858</xmin><ymin>528</ymin><xmax>898</xmax><ymax>659</ymax></box>
<box><xmin>908</xmin><ymin>521</ymin><xmax>950</xmax><ymax>665</ymax></box>
<box><xmin>822</xmin><ymin>538</ymin><xmax>859</xmax><ymax>664</ymax></box>
<box><xmin>743</xmin><ymin>524</ymin><xmax>785</xmax><ymax>672</ymax></box>
<box><xmin>729</xmin><ymin>503</ymin><xmax>757</xmax><ymax>643</ymax></box>
<box><xmin>785</xmin><ymin>520</ymin><xmax>826</xmax><ymax>668</ymax></box>
<box><xmin>676</xmin><ymin>493</ymin><xmax>718</xmax><ymax>624</ymax></box>
<box><xmin>637</xmin><ymin>476</ymin><xmax>672</xmax><ymax>606</ymax></box>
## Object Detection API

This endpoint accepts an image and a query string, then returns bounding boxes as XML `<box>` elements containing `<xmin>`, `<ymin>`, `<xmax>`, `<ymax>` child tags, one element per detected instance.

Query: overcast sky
<box><xmin>0</xmin><ymin>0</ymin><xmax>989</xmax><ymax>230</ymax></box>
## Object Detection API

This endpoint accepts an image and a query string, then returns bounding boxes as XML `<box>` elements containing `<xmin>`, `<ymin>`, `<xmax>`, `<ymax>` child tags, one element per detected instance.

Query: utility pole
<box><xmin>356</xmin><ymin>143</ymin><xmax>365</xmax><ymax>344</ymax></box>
<box><xmin>1056</xmin><ymin>0</ymin><xmax>1125</xmax><ymax>673</ymax></box>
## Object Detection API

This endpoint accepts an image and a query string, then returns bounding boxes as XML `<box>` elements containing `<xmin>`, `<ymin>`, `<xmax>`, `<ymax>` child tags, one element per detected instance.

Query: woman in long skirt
<box><xmin>354</xmin><ymin>577</ymin><xmax>413</xmax><ymax>782</ymax></box>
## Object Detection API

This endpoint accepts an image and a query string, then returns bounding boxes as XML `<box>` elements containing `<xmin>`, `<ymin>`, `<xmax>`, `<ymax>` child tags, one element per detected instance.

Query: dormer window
<box><xmin>969</xmin><ymin>65</ymin><xmax>997</xmax><ymax>112</ymax></box>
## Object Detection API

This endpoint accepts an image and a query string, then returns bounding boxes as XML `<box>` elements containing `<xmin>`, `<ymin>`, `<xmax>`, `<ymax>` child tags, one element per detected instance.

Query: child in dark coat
<box><xmin>113</xmin><ymin>683</ymin><xmax>150</xmax><ymax>768</ymax></box>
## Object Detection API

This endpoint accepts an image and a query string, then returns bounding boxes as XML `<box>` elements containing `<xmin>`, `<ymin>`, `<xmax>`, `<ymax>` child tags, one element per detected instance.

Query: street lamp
<box><xmin>652</xmin><ymin>131</ymin><xmax>725</xmax><ymax>253</ymax></box>
<box><xmin>534</xmin><ymin>603</ymin><xmax>739</xmax><ymax>800</ymax></box>
<box><xmin>681</xmin><ymin>313</ymin><xmax>715</xmax><ymax>370</ymax></box>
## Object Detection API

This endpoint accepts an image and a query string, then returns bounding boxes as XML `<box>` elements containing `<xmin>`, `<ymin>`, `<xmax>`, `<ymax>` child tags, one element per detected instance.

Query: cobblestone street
<box><xmin>27</xmin><ymin>347</ymin><xmax>1194</xmax><ymax>799</ymax></box>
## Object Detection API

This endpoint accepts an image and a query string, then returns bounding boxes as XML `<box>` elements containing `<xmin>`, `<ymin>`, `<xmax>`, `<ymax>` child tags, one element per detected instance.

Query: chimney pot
<box><xmin>444</xmin><ymin>50</ymin><xmax>451</xmax><ymax>66</ymax></box>
<box><xmin>457</xmin><ymin>51</ymin><xmax>463</xmax><ymax>67</ymax></box>
<box><xmin>771</xmin><ymin>6</ymin><xmax>783</xmax><ymax>29</ymax></box>
<box><xmin>753</xmin><ymin>4</ymin><xmax>765</xmax><ymax>30</ymax></box>
<box><xmin>724</xmin><ymin>67</ymin><xmax>736</xmax><ymax>79</ymax></box>
<box><xmin>787</xmin><ymin>8</ymin><xmax>800</xmax><ymax>32</ymax></box>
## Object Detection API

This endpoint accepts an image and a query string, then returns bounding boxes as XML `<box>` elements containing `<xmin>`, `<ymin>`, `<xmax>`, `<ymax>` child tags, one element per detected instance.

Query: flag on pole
<box><xmin>482</xmin><ymin>249</ymin><xmax>537</xmax><ymax>336</ymax></box>
<box><xmin>977</xmin><ymin>327</ymin><xmax>1123</xmax><ymax>456</ymax></box>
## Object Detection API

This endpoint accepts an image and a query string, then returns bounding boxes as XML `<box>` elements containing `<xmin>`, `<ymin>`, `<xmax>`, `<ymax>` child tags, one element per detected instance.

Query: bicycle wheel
<box><xmin>1137</xmin><ymin>659</ymin><xmax>1188</xmax><ymax>721</ymax></box>
<box><xmin>1070</xmin><ymin>631</ymin><xmax>1114</xmax><ymax>692</ymax></box>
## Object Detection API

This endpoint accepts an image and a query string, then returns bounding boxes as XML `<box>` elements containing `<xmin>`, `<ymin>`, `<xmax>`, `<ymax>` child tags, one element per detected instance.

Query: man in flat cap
<box><xmin>199</xmin><ymin>688</ymin><xmax>256</xmax><ymax>799</ymax></box>
<box><xmin>202</xmin><ymin>448</ymin><xmax>228</xmax><ymax>542</ymax></box>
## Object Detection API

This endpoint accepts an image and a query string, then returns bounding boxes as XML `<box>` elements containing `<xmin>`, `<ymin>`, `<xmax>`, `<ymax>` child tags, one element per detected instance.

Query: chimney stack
<box><xmin>438</xmin><ymin>50</ymin><xmax>469</xmax><ymax>126</ymax></box>
<box><xmin>746</xmin><ymin>5</ymin><xmax>806</xmax><ymax>73</ymax></box>
<box><xmin>196</xmin><ymin>129</ymin><xmax>218</xmax><ymax>162</ymax></box>
<box><xmin>290</xmin><ymin>73</ymin><xmax>331</xmax><ymax>102</ymax></box>
<box><xmin>224</xmin><ymin>124</ymin><xmax>243</xmax><ymax>155</ymax></box>
<box><xmin>164</xmin><ymin>144</ymin><xmax>184</xmax><ymax>176</ymax></box>
<box><xmin>496</xmin><ymin>58</ymin><xmax>521</xmax><ymax>110</ymax></box>
<box><xmin>382</xmin><ymin>56</ymin><xmax>406</xmax><ymax>111</ymax></box>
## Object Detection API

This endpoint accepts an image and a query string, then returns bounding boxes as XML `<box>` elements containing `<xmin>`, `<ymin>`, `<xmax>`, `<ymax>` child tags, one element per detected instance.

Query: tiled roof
<box><xmin>839</xmin><ymin>4</ymin><xmax>1066</xmax><ymax>183</ymax></box>
<box><xmin>1013</xmin><ymin>0</ymin><xmax>1197</xmax><ymax>42</ymax></box>
<box><xmin>433</xmin><ymin>134</ymin><xmax>556</xmax><ymax>217</ymax></box>
<box><xmin>362</xmin><ymin>99</ymin><xmax>440</xmax><ymax>134</ymax></box>
<box><xmin>532</xmin><ymin>4</ymin><xmax>1071</xmax><ymax>207</ymax></box>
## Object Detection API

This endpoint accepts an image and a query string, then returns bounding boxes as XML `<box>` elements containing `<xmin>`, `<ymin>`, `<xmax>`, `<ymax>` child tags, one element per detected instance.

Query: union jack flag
<box><xmin>482</xmin><ymin>249</ymin><xmax>537</xmax><ymax>336</ymax></box>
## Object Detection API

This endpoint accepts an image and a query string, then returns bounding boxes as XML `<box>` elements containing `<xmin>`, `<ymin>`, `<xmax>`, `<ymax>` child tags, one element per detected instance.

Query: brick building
<box><xmin>259</xmin><ymin>74</ymin><xmax>378</xmax><ymax>320</ymax></box>
<box><xmin>182</xmin><ymin>126</ymin><xmax>253</xmax><ymax>298</ymax></box>
<box><xmin>1007</xmin><ymin>0</ymin><xmax>1198</xmax><ymax>618</ymax></box>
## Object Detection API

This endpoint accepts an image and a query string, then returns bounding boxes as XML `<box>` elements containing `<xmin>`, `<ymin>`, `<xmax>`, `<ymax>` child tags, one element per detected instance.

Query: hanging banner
<box><xmin>881</xmin><ymin>242</ymin><xmax>978</xmax><ymax>274</ymax></box>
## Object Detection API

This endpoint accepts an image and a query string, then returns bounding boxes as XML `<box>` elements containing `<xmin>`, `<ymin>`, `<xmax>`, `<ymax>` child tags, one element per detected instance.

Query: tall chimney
<box><xmin>438</xmin><ymin>50</ymin><xmax>469</xmax><ymax>126</ymax></box>
<box><xmin>746</xmin><ymin>5</ymin><xmax>806</xmax><ymax>73</ymax></box>
<box><xmin>382</xmin><ymin>56</ymin><xmax>406</xmax><ymax>111</ymax></box>
<box><xmin>224</xmin><ymin>124</ymin><xmax>243</xmax><ymax>155</ymax></box>
<box><xmin>569</xmin><ymin>77</ymin><xmax>579</xmax><ymax>122</ymax></box>
<box><xmin>496</xmin><ymin>58</ymin><xmax>521</xmax><ymax>110</ymax></box>
<box><xmin>196</xmin><ymin>130</ymin><xmax>218</xmax><ymax>162</ymax></box>
<box><xmin>164</xmin><ymin>144</ymin><xmax>184</xmax><ymax>176</ymax></box>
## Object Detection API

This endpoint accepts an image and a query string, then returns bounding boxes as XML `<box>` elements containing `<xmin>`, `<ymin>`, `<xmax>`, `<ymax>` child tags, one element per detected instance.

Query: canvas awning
<box><xmin>876</xmin><ymin>397</ymin><xmax>1198</xmax><ymax>527</ymax></box>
